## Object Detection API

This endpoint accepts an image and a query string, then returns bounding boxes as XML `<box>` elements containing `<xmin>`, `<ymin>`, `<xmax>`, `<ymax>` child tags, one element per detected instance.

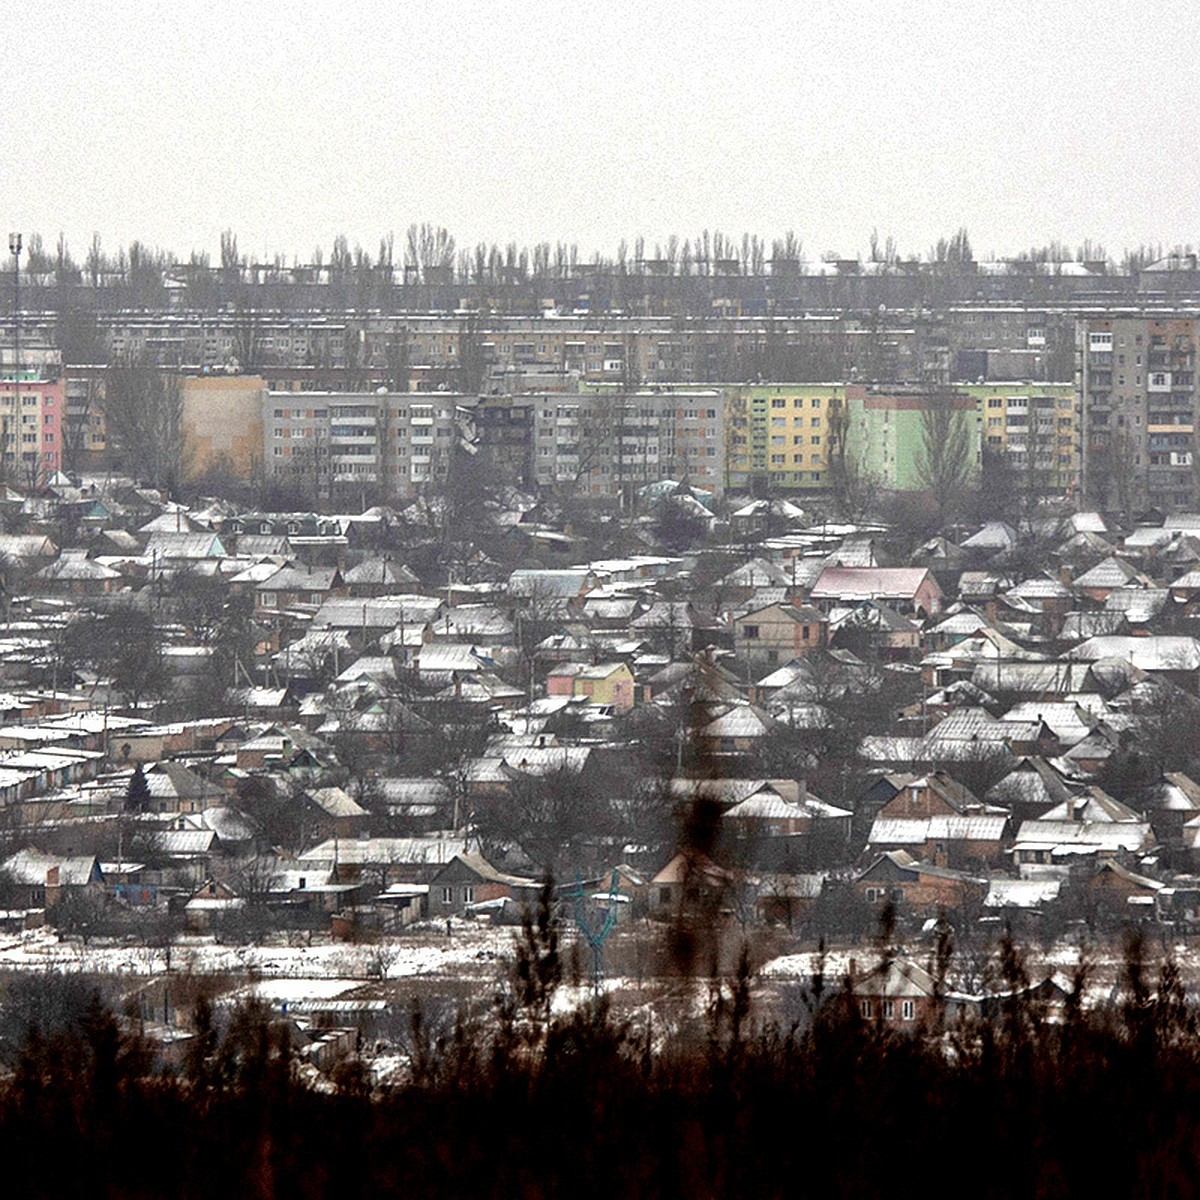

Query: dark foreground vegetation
<box><xmin>0</xmin><ymin>930</ymin><xmax>1198</xmax><ymax>1198</ymax></box>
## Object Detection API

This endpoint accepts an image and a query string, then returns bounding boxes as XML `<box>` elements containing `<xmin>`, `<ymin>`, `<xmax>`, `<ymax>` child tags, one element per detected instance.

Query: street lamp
<box><xmin>7</xmin><ymin>233</ymin><xmax>19</xmax><ymax>487</ymax></box>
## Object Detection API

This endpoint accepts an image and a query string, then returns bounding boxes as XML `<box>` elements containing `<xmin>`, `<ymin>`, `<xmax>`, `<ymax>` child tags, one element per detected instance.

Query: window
<box><xmin>883</xmin><ymin>1001</ymin><xmax>895</xmax><ymax>1019</ymax></box>
<box><xmin>860</xmin><ymin>1000</ymin><xmax>873</xmax><ymax>1018</ymax></box>
<box><xmin>462</xmin><ymin>885</ymin><xmax>475</xmax><ymax>903</ymax></box>
<box><xmin>441</xmin><ymin>887</ymin><xmax>453</xmax><ymax>904</ymax></box>
<box><xmin>901</xmin><ymin>1000</ymin><xmax>915</xmax><ymax>1021</ymax></box>
<box><xmin>743</xmin><ymin>624</ymin><xmax>759</xmax><ymax>639</ymax></box>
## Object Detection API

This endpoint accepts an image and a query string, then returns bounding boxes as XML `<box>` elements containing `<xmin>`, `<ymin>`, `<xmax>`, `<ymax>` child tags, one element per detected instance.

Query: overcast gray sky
<box><xmin>3</xmin><ymin>0</ymin><xmax>1196</xmax><ymax>265</ymax></box>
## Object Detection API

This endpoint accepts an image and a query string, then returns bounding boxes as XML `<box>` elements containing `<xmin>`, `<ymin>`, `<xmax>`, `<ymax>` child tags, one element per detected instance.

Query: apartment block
<box><xmin>63</xmin><ymin>364</ymin><xmax>107</xmax><ymax>469</ymax></box>
<box><xmin>512</xmin><ymin>390</ymin><xmax>725</xmax><ymax>498</ymax></box>
<box><xmin>843</xmin><ymin>385</ymin><xmax>981</xmax><ymax>493</ymax></box>
<box><xmin>725</xmin><ymin>383</ymin><xmax>839</xmax><ymax>491</ymax></box>
<box><xmin>0</xmin><ymin>347</ymin><xmax>63</xmax><ymax>482</ymax></box>
<box><xmin>263</xmin><ymin>390</ymin><xmax>470</xmax><ymax>500</ymax></box>
<box><xmin>1077</xmin><ymin>316</ymin><xmax>1197</xmax><ymax>512</ymax></box>
<box><xmin>965</xmin><ymin>382</ymin><xmax>1077</xmax><ymax>497</ymax></box>
<box><xmin>180</xmin><ymin>375</ymin><xmax>267</xmax><ymax>479</ymax></box>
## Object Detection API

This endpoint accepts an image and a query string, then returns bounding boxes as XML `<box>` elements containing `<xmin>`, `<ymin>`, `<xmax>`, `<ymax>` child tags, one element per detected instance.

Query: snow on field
<box><xmin>0</xmin><ymin>922</ymin><xmax>522</xmax><ymax>983</ymax></box>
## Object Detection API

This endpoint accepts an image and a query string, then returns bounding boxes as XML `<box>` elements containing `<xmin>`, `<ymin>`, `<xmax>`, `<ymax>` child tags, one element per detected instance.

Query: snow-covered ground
<box><xmin>0</xmin><ymin>922</ymin><xmax>520</xmax><ymax>984</ymax></box>
<box><xmin>4</xmin><ymin>920</ymin><xmax>1197</xmax><ymax>1014</ymax></box>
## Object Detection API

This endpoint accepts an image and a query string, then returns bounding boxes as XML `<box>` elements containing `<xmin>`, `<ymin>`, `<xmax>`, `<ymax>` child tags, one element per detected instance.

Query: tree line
<box><xmin>0</xmin><ymin>923</ymin><xmax>1197</xmax><ymax>1197</ymax></box>
<box><xmin>9</xmin><ymin>224</ymin><xmax>1188</xmax><ymax>315</ymax></box>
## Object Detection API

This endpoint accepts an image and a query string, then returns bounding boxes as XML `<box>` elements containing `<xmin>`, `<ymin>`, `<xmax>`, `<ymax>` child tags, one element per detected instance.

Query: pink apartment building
<box><xmin>0</xmin><ymin>362</ymin><xmax>63</xmax><ymax>482</ymax></box>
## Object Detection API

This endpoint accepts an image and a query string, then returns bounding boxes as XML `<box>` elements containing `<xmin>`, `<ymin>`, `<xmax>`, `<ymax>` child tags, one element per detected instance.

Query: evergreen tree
<box><xmin>125</xmin><ymin>763</ymin><xmax>151</xmax><ymax>814</ymax></box>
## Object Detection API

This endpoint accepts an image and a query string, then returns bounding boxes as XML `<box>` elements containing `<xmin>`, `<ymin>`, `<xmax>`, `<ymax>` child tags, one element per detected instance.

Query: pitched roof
<box><xmin>810</xmin><ymin>567</ymin><xmax>937</xmax><ymax>603</ymax></box>
<box><xmin>342</xmin><ymin>559</ymin><xmax>420</xmax><ymax>587</ymax></box>
<box><xmin>306</xmin><ymin>786</ymin><xmax>369</xmax><ymax>819</ymax></box>
<box><xmin>1012</xmin><ymin>819</ymin><xmax>1152</xmax><ymax>854</ymax></box>
<box><xmin>1073</xmin><ymin>556</ymin><xmax>1147</xmax><ymax>590</ymax></box>
<box><xmin>1070</xmin><ymin>636</ymin><xmax>1200</xmax><ymax>671</ymax></box>
<box><xmin>259</xmin><ymin>564</ymin><xmax>341</xmax><ymax>593</ymax></box>
<box><xmin>2</xmin><ymin>848</ymin><xmax>101</xmax><ymax>886</ymax></box>
<box><xmin>868</xmin><ymin>815</ymin><xmax>1008</xmax><ymax>845</ymax></box>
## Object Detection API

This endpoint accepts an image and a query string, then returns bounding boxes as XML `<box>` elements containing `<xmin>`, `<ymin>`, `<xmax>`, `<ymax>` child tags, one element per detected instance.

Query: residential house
<box><xmin>649</xmin><ymin>852</ymin><xmax>738</xmax><ymax>919</ymax></box>
<box><xmin>1</xmin><ymin>848</ymin><xmax>104</xmax><ymax>908</ymax></box>
<box><xmin>427</xmin><ymin>853</ymin><xmax>541</xmax><ymax>918</ymax></box>
<box><xmin>733</xmin><ymin>602</ymin><xmax>826</xmax><ymax>666</ymax></box>
<box><xmin>855</xmin><ymin>851</ymin><xmax>987</xmax><ymax>916</ymax></box>
<box><xmin>545</xmin><ymin>662</ymin><xmax>635</xmax><ymax>712</ymax></box>
<box><xmin>850</xmin><ymin>958</ymin><xmax>972</xmax><ymax>1028</ymax></box>
<box><xmin>809</xmin><ymin>567</ymin><xmax>943</xmax><ymax>616</ymax></box>
<box><xmin>257</xmin><ymin>564</ymin><xmax>345</xmax><ymax>612</ymax></box>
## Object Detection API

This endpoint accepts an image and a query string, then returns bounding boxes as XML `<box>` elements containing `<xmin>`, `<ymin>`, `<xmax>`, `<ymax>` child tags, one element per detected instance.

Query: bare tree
<box><xmin>827</xmin><ymin>394</ymin><xmax>881</xmax><ymax>520</ymax></box>
<box><xmin>916</xmin><ymin>386</ymin><xmax>975</xmax><ymax>525</ymax></box>
<box><xmin>104</xmin><ymin>355</ymin><xmax>187</xmax><ymax>495</ymax></box>
<box><xmin>230</xmin><ymin>302</ymin><xmax>262</xmax><ymax>372</ymax></box>
<box><xmin>1087</xmin><ymin>428</ymin><xmax>1138</xmax><ymax>521</ymax></box>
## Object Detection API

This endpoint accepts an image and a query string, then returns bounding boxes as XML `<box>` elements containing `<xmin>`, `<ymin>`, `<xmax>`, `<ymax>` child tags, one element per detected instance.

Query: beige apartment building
<box><xmin>262</xmin><ymin>389</ymin><xmax>470</xmax><ymax>500</ymax></box>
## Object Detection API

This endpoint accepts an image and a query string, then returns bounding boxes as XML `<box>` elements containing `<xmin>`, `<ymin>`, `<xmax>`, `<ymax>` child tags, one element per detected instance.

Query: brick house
<box><xmin>855</xmin><ymin>850</ymin><xmax>987</xmax><ymax>915</ymax></box>
<box><xmin>545</xmin><ymin>661</ymin><xmax>636</xmax><ymax>712</ymax></box>
<box><xmin>427</xmin><ymin>853</ymin><xmax>541</xmax><ymax>918</ymax></box>
<box><xmin>849</xmin><ymin>959</ymin><xmax>973</xmax><ymax>1029</ymax></box>
<box><xmin>733</xmin><ymin>602</ymin><xmax>827</xmax><ymax>666</ymax></box>
<box><xmin>809</xmin><ymin>566</ymin><xmax>943</xmax><ymax>617</ymax></box>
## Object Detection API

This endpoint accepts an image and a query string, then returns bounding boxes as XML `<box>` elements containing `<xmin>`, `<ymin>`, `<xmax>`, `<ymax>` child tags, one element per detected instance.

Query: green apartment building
<box><xmin>591</xmin><ymin>379</ymin><xmax>1075</xmax><ymax>498</ymax></box>
<box><xmin>961</xmin><ymin>382</ymin><xmax>1077</xmax><ymax>497</ymax></box>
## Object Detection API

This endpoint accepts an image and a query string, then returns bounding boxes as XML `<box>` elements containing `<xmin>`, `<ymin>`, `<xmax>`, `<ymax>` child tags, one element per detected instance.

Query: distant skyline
<box><xmin>4</xmin><ymin>0</ymin><xmax>1197</xmax><ymax>265</ymax></box>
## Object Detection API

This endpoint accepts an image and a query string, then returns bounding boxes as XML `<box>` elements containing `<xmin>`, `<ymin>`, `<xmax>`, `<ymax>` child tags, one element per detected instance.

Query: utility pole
<box><xmin>8</xmin><ymin>233</ymin><xmax>21</xmax><ymax>489</ymax></box>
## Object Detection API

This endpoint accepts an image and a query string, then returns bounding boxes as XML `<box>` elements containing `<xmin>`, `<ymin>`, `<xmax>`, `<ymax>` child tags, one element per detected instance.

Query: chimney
<box><xmin>798</xmin><ymin>778</ymin><xmax>807</xmax><ymax>804</ymax></box>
